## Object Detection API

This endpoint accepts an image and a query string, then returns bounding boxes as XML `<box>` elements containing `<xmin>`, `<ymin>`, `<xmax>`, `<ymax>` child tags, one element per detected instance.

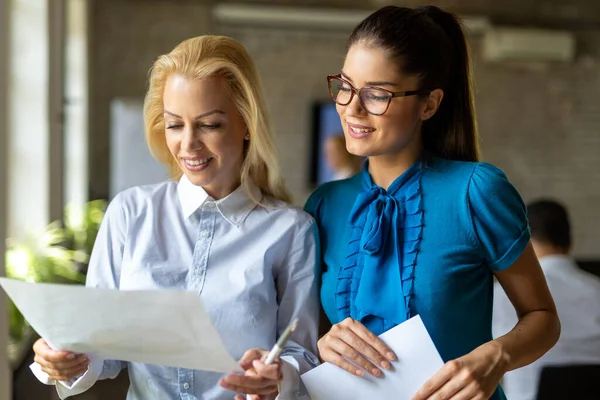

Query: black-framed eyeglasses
<box><xmin>327</xmin><ymin>74</ymin><xmax>431</xmax><ymax>116</ymax></box>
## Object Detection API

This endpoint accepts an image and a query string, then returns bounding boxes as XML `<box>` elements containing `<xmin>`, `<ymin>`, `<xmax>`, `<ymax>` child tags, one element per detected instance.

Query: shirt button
<box><xmin>183</xmin><ymin>383</ymin><xmax>190</xmax><ymax>390</ymax></box>
<box><xmin>202</xmin><ymin>231</ymin><xmax>209</xmax><ymax>237</ymax></box>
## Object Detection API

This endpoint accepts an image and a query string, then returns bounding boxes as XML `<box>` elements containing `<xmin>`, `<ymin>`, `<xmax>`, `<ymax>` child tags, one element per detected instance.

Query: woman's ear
<box><xmin>420</xmin><ymin>89</ymin><xmax>444</xmax><ymax>121</ymax></box>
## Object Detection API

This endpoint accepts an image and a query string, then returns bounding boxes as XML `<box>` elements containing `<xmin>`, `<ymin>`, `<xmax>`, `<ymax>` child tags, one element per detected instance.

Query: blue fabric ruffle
<box><xmin>335</xmin><ymin>160</ymin><xmax>424</xmax><ymax>334</ymax></box>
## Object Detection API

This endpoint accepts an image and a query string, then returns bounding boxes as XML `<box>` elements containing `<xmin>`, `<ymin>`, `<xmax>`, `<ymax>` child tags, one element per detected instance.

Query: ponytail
<box><xmin>420</xmin><ymin>6</ymin><xmax>480</xmax><ymax>161</ymax></box>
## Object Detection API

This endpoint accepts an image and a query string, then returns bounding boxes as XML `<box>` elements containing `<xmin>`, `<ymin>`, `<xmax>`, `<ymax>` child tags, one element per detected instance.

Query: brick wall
<box><xmin>473</xmin><ymin>33</ymin><xmax>600</xmax><ymax>258</ymax></box>
<box><xmin>90</xmin><ymin>0</ymin><xmax>600</xmax><ymax>257</ymax></box>
<box><xmin>88</xmin><ymin>0</ymin><xmax>213</xmax><ymax>203</ymax></box>
<box><xmin>219</xmin><ymin>26</ymin><xmax>349</xmax><ymax>203</ymax></box>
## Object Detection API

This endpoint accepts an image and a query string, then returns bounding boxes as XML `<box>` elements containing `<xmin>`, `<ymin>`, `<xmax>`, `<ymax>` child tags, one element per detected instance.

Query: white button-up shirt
<box><xmin>31</xmin><ymin>176</ymin><xmax>320</xmax><ymax>399</ymax></box>
<box><xmin>493</xmin><ymin>254</ymin><xmax>600</xmax><ymax>400</ymax></box>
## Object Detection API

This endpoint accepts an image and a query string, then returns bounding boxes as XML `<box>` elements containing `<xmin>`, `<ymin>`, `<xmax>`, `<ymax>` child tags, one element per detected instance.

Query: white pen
<box><xmin>242</xmin><ymin>319</ymin><xmax>299</xmax><ymax>400</ymax></box>
<box><xmin>264</xmin><ymin>318</ymin><xmax>299</xmax><ymax>365</ymax></box>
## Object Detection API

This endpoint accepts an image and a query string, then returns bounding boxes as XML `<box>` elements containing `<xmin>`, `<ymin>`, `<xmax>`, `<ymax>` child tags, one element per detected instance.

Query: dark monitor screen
<box><xmin>309</xmin><ymin>101</ymin><xmax>344</xmax><ymax>186</ymax></box>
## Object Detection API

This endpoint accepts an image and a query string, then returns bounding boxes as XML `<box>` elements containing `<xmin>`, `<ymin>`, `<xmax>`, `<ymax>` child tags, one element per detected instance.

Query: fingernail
<box><xmin>252</xmin><ymin>360</ymin><xmax>260</xmax><ymax>368</ymax></box>
<box><xmin>387</xmin><ymin>352</ymin><xmax>396</xmax><ymax>361</ymax></box>
<box><xmin>372</xmin><ymin>368</ymin><xmax>381</xmax><ymax>376</ymax></box>
<box><xmin>356</xmin><ymin>369</ymin><xmax>363</xmax><ymax>376</ymax></box>
<box><xmin>381</xmin><ymin>360</ymin><xmax>390</xmax><ymax>369</ymax></box>
<box><xmin>66</xmin><ymin>353</ymin><xmax>76</xmax><ymax>360</ymax></box>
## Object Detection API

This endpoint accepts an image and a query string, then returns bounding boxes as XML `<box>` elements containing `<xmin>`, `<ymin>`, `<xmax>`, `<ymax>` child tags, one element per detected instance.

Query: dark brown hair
<box><xmin>527</xmin><ymin>200</ymin><xmax>572</xmax><ymax>249</ymax></box>
<box><xmin>348</xmin><ymin>5</ymin><xmax>480</xmax><ymax>162</ymax></box>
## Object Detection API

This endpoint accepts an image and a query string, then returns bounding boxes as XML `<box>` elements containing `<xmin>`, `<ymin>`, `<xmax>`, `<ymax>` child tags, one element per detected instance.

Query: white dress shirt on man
<box><xmin>493</xmin><ymin>254</ymin><xmax>600</xmax><ymax>400</ymax></box>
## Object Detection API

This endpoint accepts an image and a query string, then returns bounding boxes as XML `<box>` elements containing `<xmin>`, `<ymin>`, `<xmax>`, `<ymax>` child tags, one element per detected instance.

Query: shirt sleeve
<box><xmin>275</xmin><ymin>219</ymin><xmax>321</xmax><ymax>400</ymax></box>
<box><xmin>30</xmin><ymin>193</ymin><xmax>128</xmax><ymax>398</ymax></box>
<box><xmin>468</xmin><ymin>163</ymin><xmax>530</xmax><ymax>271</ymax></box>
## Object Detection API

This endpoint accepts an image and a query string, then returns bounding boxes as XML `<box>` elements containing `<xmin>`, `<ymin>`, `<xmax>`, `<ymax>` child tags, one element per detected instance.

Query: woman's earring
<box><xmin>245</xmin><ymin>133</ymin><xmax>250</xmax><ymax>140</ymax></box>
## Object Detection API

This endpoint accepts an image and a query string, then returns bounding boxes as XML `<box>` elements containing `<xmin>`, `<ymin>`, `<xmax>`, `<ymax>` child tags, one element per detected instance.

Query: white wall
<box><xmin>7</xmin><ymin>0</ymin><xmax>50</xmax><ymax>241</ymax></box>
<box><xmin>0</xmin><ymin>0</ymin><xmax>13</xmax><ymax>396</ymax></box>
<box><xmin>64</xmin><ymin>0</ymin><xmax>89</xmax><ymax>209</ymax></box>
<box><xmin>109</xmin><ymin>98</ymin><xmax>170</xmax><ymax>198</ymax></box>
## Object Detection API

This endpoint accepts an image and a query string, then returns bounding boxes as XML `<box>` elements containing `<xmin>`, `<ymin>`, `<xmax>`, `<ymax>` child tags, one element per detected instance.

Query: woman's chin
<box><xmin>183</xmin><ymin>171</ymin><xmax>214</xmax><ymax>187</ymax></box>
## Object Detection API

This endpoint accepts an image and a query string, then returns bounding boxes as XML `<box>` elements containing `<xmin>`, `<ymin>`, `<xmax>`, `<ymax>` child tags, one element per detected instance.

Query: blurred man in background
<box><xmin>323</xmin><ymin>134</ymin><xmax>362</xmax><ymax>181</ymax></box>
<box><xmin>493</xmin><ymin>199</ymin><xmax>600</xmax><ymax>400</ymax></box>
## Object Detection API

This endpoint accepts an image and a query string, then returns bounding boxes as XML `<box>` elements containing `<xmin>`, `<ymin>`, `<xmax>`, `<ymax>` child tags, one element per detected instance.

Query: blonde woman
<box><xmin>30</xmin><ymin>36</ymin><xmax>319</xmax><ymax>400</ymax></box>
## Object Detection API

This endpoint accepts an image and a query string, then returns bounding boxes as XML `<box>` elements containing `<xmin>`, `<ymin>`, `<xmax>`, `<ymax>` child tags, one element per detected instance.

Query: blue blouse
<box><xmin>305</xmin><ymin>158</ymin><xmax>530</xmax><ymax>400</ymax></box>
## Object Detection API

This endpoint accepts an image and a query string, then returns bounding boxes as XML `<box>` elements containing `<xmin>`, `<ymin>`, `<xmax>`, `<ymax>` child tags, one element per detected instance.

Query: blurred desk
<box><xmin>577</xmin><ymin>259</ymin><xmax>600</xmax><ymax>278</ymax></box>
<box><xmin>536</xmin><ymin>364</ymin><xmax>600</xmax><ymax>400</ymax></box>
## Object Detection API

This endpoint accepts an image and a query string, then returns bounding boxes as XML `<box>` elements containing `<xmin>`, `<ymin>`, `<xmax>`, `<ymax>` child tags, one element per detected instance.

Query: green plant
<box><xmin>63</xmin><ymin>199</ymin><xmax>108</xmax><ymax>264</ymax></box>
<box><xmin>5</xmin><ymin>200</ymin><xmax>107</xmax><ymax>341</ymax></box>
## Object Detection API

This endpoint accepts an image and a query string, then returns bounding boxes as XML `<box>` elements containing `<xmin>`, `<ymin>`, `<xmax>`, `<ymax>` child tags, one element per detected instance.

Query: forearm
<box><xmin>494</xmin><ymin>309</ymin><xmax>560</xmax><ymax>372</ymax></box>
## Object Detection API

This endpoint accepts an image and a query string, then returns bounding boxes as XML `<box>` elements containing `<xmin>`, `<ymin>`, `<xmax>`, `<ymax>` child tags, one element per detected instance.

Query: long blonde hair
<box><xmin>143</xmin><ymin>35</ymin><xmax>291</xmax><ymax>204</ymax></box>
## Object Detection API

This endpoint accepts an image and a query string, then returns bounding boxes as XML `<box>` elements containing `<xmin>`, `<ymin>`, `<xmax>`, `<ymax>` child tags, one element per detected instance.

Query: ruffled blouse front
<box><xmin>335</xmin><ymin>160</ymin><xmax>424</xmax><ymax>334</ymax></box>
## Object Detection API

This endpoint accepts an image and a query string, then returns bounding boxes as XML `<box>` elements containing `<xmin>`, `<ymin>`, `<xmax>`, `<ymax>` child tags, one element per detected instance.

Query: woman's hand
<box><xmin>220</xmin><ymin>348</ymin><xmax>281</xmax><ymax>400</ymax></box>
<box><xmin>318</xmin><ymin>317</ymin><xmax>396</xmax><ymax>377</ymax></box>
<box><xmin>412</xmin><ymin>341</ymin><xmax>509</xmax><ymax>400</ymax></box>
<box><xmin>33</xmin><ymin>338</ymin><xmax>90</xmax><ymax>381</ymax></box>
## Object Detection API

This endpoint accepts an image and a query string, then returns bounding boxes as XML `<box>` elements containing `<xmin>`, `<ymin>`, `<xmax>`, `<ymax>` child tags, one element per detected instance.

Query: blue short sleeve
<box><xmin>468</xmin><ymin>163</ymin><xmax>530</xmax><ymax>271</ymax></box>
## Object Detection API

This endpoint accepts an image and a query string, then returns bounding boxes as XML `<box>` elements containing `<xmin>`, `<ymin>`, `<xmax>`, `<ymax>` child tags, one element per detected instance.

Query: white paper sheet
<box><xmin>0</xmin><ymin>278</ymin><xmax>239</xmax><ymax>373</ymax></box>
<box><xmin>301</xmin><ymin>315</ymin><xmax>444</xmax><ymax>400</ymax></box>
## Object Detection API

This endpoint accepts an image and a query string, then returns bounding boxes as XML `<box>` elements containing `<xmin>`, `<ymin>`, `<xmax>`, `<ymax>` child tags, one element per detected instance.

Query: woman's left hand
<box><xmin>412</xmin><ymin>341</ymin><xmax>509</xmax><ymax>400</ymax></box>
<box><xmin>220</xmin><ymin>348</ymin><xmax>282</xmax><ymax>400</ymax></box>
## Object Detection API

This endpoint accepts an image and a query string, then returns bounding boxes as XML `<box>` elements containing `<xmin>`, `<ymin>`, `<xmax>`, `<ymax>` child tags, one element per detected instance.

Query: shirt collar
<box><xmin>177</xmin><ymin>175</ymin><xmax>262</xmax><ymax>229</ymax></box>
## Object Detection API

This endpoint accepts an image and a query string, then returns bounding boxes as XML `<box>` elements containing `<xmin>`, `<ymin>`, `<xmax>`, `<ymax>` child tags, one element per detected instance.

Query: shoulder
<box><xmin>426</xmin><ymin>158</ymin><xmax>508</xmax><ymax>178</ymax></box>
<box><xmin>469</xmin><ymin>162</ymin><xmax>514</xmax><ymax>189</ymax></box>
<box><xmin>551</xmin><ymin>259</ymin><xmax>600</xmax><ymax>292</ymax></box>
<box><xmin>424</xmin><ymin>158</ymin><xmax>502</xmax><ymax>183</ymax></box>
<box><xmin>464</xmin><ymin>162</ymin><xmax>524</xmax><ymax>208</ymax></box>
<box><xmin>110</xmin><ymin>181</ymin><xmax>178</xmax><ymax>219</ymax></box>
<box><xmin>117</xmin><ymin>180</ymin><xmax>177</xmax><ymax>202</ymax></box>
<box><xmin>420</xmin><ymin>160</ymin><xmax>517</xmax><ymax>214</ymax></box>
<box><xmin>425</xmin><ymin>158</ymin><xmax>518</xmax><ymax>198</ymax></box>
<box><xmin>304</xmin><ymin>175</ymin><xmax>362</xmax><ymax>217</ymax></box>
<box><xmin>260</xmin><ymin>197</ymin><xmax>316</xmax><ymax>234</ymax></box>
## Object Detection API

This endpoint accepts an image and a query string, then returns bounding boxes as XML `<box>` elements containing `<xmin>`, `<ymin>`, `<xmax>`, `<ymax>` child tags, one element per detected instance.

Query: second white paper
<box><xmin>301</xmin><ymin>315</ymin><xmax>444</xmax><ymax>399</ymax></box>
<box><xmin>0</xmin><ymin>278</ymin><xmax>239</xmax><ymax>373</ymax></box>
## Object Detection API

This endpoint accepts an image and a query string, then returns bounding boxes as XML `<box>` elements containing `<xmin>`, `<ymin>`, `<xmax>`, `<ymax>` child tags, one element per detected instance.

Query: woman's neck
<box><xmin>368</xmin><ymin>146</ymin><xmax>423</xmax><ymax>190</ymax></box>
<box><xmin>203</xmin><ymin>177</ymin><xmax>242</xmax><ymax>201</ymax></box>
